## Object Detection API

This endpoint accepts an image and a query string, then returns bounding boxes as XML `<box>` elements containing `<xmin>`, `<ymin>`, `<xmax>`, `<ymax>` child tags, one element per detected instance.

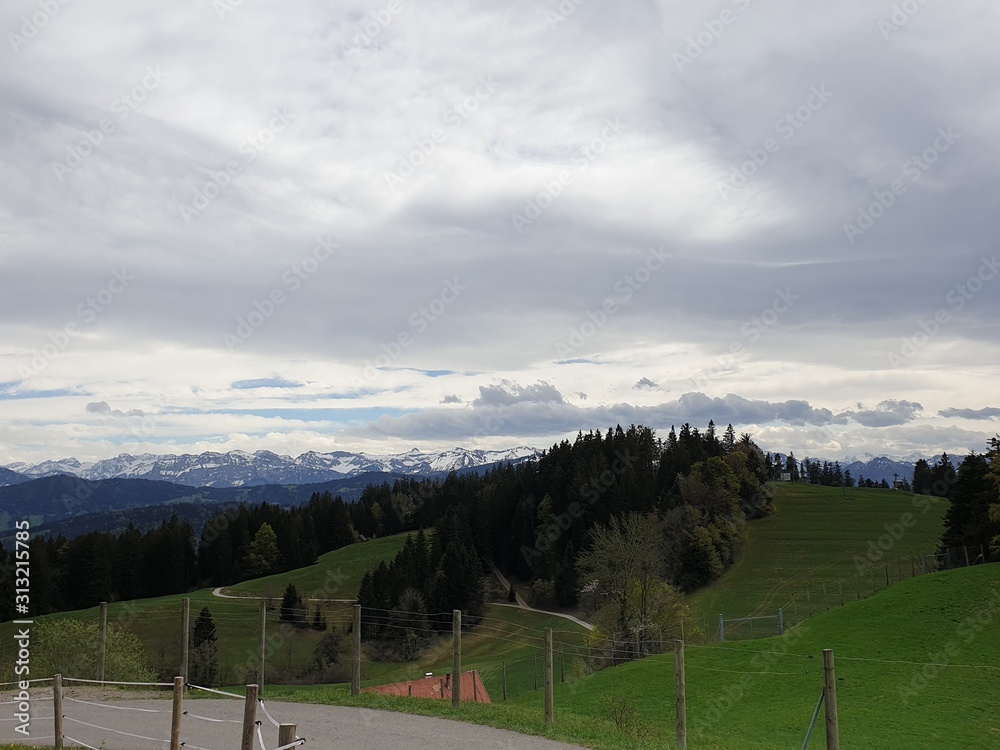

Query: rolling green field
<box><xmin>687</xmin><ymin>483</ymin><xmax>949</xmax><ymax>636</ymax></box>
<box><xmin>262</xmin><ymin>563</ymin><xmax>1000</xmax><ymax>750</ymax></box>
<box><xmin>0</xmin><ymin>534</ymin><xmax>415</xmax><ymax>684</ymax></box>
<box><xmin>222</xmin><ymin>532</ymin><xmax>411</xmax><ymax>600</ymax></box>
<box><xmin>4</xmin><ymin>483</ymin><xmax>992</xmax><ymax>750</ymax></box>
<box><xmin>0</xmin><ymin>530</ymin><xmax>587</xmax><ymax>690</ymax></box>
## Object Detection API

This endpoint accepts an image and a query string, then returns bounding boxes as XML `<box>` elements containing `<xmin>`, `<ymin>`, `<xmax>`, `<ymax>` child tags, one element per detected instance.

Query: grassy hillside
<box><xmin>0</xmin><ymin>532</ymin><xmax>587</xmax><ymax>691</ymax></box>
<box><xmin>260</xmin><ymin>564</ymin><xmax>1000</xmax><ymax>750</ymax></box>
<box><xmin>546</xmin><ymin>562</ymin><xmax>1000</xmax><ymax>749</ymax></box>
<box><xmin>0</xmin><ymin>535</ymin><xmax>413</xmax><ymax>684</ymax></box>
<box><xmin>223</xmin><ymin>532</ymin><xmax>412</xmax><ymax>600</ymax></box>
<box><xmin>687</xmin><ymin>483</ymin><xmax>948</xmax><ymax>634</ymax></box>
<box><xmin>2</xmin><ymin>482</ymin><xmax>993</xmax><ymax>749</ymax></box>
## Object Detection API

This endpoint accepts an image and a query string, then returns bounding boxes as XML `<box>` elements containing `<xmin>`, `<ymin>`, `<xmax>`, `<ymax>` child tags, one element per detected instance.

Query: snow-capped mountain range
<box><xmin>1</xmin><ymin>447</ymin><xmax>540</xmax><ymax>488</ymax></box>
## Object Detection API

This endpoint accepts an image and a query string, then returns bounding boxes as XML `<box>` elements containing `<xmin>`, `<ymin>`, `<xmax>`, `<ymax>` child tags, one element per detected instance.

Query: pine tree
<box><xmin>784</xmin><ymin>452</ymin><xmax>799</xmax><ymax>482</ymax></box>
<box><xmin>912</xmin><ymin>459</ymin><xmax>933</xmax><ymax>495</ymax></box>
<box><xmin>0</xmin><ymin>543</ymin><xmax>13</xmax><ymax>622</ymax></box>
<box><xmin>722</xmin><ymin>424</ymin><xmax>736</xmax><ymax>454</ymax></box>
<box><xmin>310</xmin><ymin>606</ymin><xmax>328</xmax><ymax>631</ymax></box>
<box><xmin>190</xmin><ymin>607</ymin><xmax>219</xmax><ymax>687</ymax></box>
<box><xmin>279</xmin><ymin>583</ymin><xmax>306</xmax><ymax>628</ymax></box>
<box><xmin>244</xmin><ymin>523</ymin><xmax>281</xmax><ymax>578</ymax></box>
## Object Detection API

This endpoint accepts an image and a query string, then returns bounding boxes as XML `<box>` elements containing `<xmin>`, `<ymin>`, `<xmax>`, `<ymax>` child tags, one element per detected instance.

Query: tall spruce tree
<box><xmin>279</xmin><ymin>583</ymin><xmax>307</xmax><ymax>628</ymax></box>
<box><xmin>190</xmin><ymin>606</ymin><xmax>219</xmax><ymax>687</ymax></box>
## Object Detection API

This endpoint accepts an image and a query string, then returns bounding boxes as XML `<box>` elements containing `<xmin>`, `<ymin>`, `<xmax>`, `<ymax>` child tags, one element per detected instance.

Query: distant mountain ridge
<box><xmin>1</xmin><ymin>446</ymin><xmax>540</xmax><ymax>488</ymax></box>
<box><xmin>0</xmin><ymin>471</ymin><xmax>413</xmax><ymax>539</ymax></box>
<box><xmin>840</xmin><ymin>455</ymin><xmax>921</xmax><ymax>485</ymax></box>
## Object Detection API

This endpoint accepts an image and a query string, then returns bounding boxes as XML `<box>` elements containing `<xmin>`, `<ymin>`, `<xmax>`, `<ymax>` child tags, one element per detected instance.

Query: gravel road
<box><xmin>1</xmin><ymin>696</ymin><xmax>588</xmax><ymax>749</ymax></box>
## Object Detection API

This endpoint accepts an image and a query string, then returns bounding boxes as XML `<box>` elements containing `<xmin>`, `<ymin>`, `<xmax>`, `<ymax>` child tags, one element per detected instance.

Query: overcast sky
<box><xmin>1</xmin><ymin>0</ymin><xmax>998</xmax><ymax>466</ymax></box>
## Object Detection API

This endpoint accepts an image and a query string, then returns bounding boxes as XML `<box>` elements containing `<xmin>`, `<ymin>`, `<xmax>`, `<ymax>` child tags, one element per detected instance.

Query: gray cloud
<box><xmin>1</xmin><ymin>0</ymin><xmax>998</xmax><ymax>463</ymax></box>
<box><xmin>86</xmin><ymin>401</ymin><xmax>145</xmax><ymax>418</ymax></box>
<box><xmin>472</xmin><ymin>381</ymin><xmax>565</xmax><ymax>408</ymax></box>
<box><xmin>843</xmin><ymin>400</ymin><xmax>923</xmax><ymax>428</ymax></box>
<box><xmin>231</xmin><ymin>378</ymin><xmax>304</xmax><ymax>390</ymax></box>
<box><xmin>347</xmin><ymin>389</ymin><xmax>849</xmax><ymax>442</ymax></box>
<box><xmin>938</xmin><ymin>407</ymin><xmax>1000</xmax><ymax>421</ymax></box>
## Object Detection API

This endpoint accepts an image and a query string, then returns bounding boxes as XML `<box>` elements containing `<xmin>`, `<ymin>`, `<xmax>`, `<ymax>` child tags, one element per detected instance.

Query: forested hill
<box><xmin>0</xmin><ymin>422</ymin><xmax>771</xmax><ymax>621</ymax></box>
<box><xmin>355</xmin><ymin>422</ymin><xmax>774</xmax><ymax>616</ymax></box>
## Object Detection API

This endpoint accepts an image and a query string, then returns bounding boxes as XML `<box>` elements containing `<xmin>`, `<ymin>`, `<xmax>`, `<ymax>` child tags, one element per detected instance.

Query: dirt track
<box><xmin>1</xmin><ymin>696</ymin><xmax>588</xmax><ymax>749</ymax></box>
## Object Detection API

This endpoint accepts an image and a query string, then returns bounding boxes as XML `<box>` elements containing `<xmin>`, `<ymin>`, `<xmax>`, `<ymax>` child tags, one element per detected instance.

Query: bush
<box><xmin>529</xmin><ymin>579</ymin><xmax>556</xmax><ymax>608</ymax></box>
<box><xmin>29</xmin><ymin>619</ymin><xmax>156</xmax><ymax>683</ymax></box>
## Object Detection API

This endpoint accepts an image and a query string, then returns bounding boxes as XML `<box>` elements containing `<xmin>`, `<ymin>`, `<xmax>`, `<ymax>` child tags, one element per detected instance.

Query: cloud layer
<box><xmin>1</xmin><ymin>0</ymin><xmax>998</xmax><ymax>463</ymax></box>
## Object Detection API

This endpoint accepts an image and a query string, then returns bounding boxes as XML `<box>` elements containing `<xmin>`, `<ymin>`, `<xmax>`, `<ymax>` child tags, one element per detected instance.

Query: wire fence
<box><xmin>0</xmin><ymin>542</ymin><xmax>994</xmax><ymax>747</ymax></box>
<box><xmin>702</xmin><ymin>544</ymin><xmax>988</xmax><ymax>643</ymax></box>
<box><xmin>3</xmin><ymin>585</ymin><xmax>998</xmax><ymax>748</ymax></box>
<box><xmin>0</xmin><ymin>675</ymin><xmax>307</xmax><ymax>750</ymax></box>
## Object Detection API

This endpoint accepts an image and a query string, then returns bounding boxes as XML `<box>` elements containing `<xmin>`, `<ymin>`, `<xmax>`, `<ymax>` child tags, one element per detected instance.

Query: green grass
<box><xmin>223</xmin><ymin>533</ymin><xmax>411</xmax><ymax>600</ymax></box>
<box><xmin>4</xmin><ymin>484</ymin><xmax>989</xmax><ymax>749</ymax></box>
<box><xmin>0</xmin><ymin>531</ymin><xmax>587</xmax><ymax>691</ymax></box>
<box><xmin>350</xmin><ymin>603</ymin><xmax>589</xmax><ymax>695</ymax></box>
<box><xmin>687</xmin><ymin>483</ymin><xmax>948</xmax><ymax>635</ymax></box>
<box><xmin>0</xmin><ymin>535</ymin><xmax>413</xmax><ymax>684</ymax></box>
<box><xmin>258</xmin><ymin>564</ymin><xmax>1000</xmax><ymax>750</ymax></box>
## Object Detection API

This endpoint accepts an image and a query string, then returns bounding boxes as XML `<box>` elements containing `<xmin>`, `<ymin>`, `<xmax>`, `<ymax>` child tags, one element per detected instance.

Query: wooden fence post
<box><xmin>675</xmin><ymin>640</ymin><xmax>687</xmax><ymax>749</ymax></box>
<box><xmin>258</xmin><ymin>601</ymin><xmax>266</xmax><ymax>695</ymax></box>
<box><xmin>279</xmin><ymin>724</ymin><xmax>297</xmax><ymax>747</ymax></box>
<box><xmin>352</xmin><ymin>605</ymin><xmax>361</xmax><ymax>696</ymax></box>
<box><xmin>180</xmin><ymin>597</ymin><xmax>190</xmax><ymax>687</ymax></box>
<box><xmin>823</xmin><ymin>649</ymin><xmax>840</xmax><ymax>750</ymax></box>
<box><xmin>170</xmin><ymin>676</ymin><xmax>183</xmax><ymax>750</ymax></box>
<box><xmin>98</xmin><ymin>602</ymin><xmax>108</xmax><ymax>685</ymax></box>
<box><xmin>53</xmin><ymin>673</ymin><xmax>63</xmax><ymax>750</ymax></box>
<box><xmin>240</xmin><ymin>684</ymin><xmax>258</xmax><ymax>750</ymax></box>
<box><xmin>452</xmin><ymin>609</ymin><xmax>462</xmax><ymax>707</ymax></box>
<box><xmin>544</xmin><ymin>628</ymin><xmax>554</xmax><ymax>724</ymax></box>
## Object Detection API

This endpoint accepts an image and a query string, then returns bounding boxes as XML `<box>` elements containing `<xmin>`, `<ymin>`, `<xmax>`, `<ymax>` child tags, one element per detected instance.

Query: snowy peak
<box><xmin>1</xmin><ymin>447</ymin><xmax>540</xmax><ymax>488</ymax></box>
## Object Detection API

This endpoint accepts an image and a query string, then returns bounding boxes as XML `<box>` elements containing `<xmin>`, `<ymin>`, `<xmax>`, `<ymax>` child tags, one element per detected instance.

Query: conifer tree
<box><xmin>190</xmin><ymin>606</ymin><xmax>219</xmax><ymax>687</ymax></box>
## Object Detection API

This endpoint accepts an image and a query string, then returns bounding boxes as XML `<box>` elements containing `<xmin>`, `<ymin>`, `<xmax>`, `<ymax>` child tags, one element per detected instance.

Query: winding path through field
<box><xmin>214</xmin><ymin>572</ymin><xmax>596</xmax><ymax>632</ymax></box>
<box><xmin>490</xmin><ymin>564</ymin><xmax>594</xmax><ymax>631</ymax></box>
<box><xmin>4</xmin><ymin>697</ymin><xmax>587</xmax><ymax>750</ymax></box>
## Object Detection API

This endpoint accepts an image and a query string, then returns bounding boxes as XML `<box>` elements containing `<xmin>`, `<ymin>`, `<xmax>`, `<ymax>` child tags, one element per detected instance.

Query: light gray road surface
<box><xmin>2</xmin><ymin>697</ymin><xmax>588</xmax><ymax>750</ymax></box>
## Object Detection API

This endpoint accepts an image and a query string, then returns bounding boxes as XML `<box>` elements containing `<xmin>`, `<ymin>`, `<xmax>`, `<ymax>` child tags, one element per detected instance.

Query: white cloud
<box><xmin>1</xmin><ymin>0</ymin><xmax>998</xmax><ymax>464</ymax></box>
